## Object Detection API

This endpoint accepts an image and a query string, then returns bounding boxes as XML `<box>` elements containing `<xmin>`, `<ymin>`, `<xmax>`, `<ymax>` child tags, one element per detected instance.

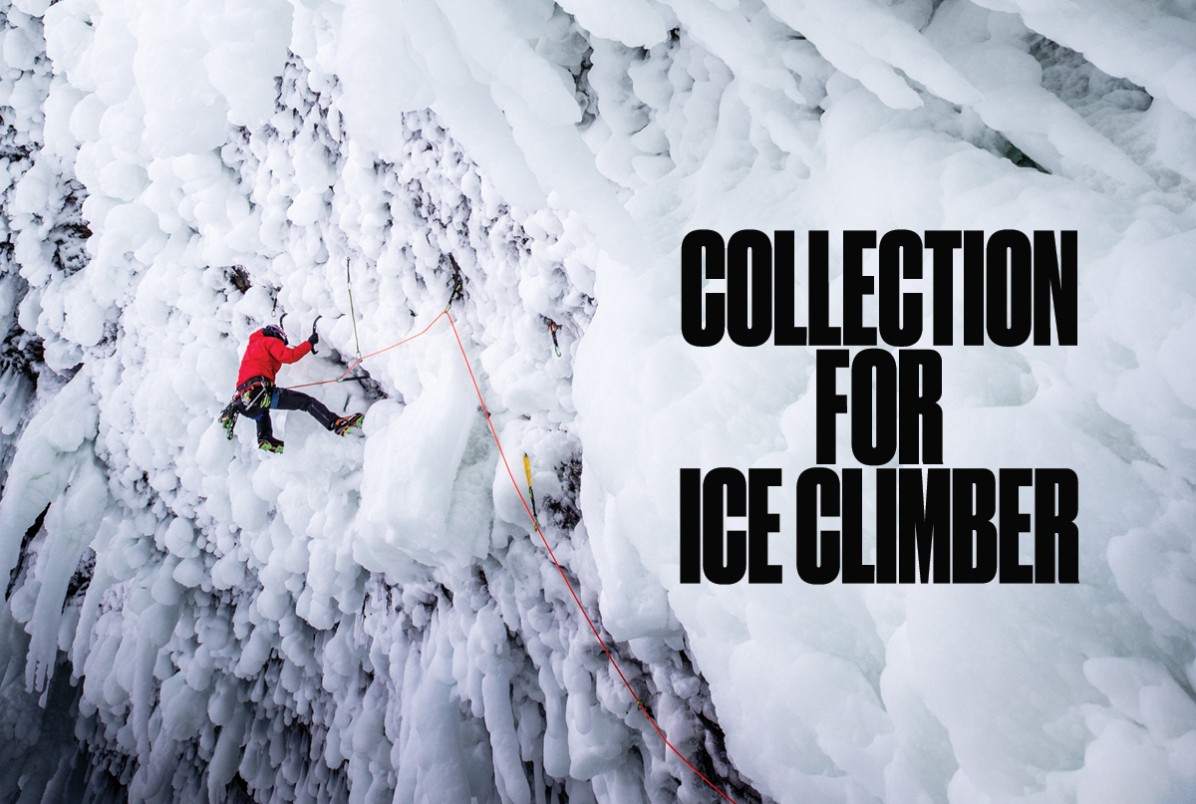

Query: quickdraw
<box><xmin>445</xmin><ymin>279</ymin><xmax>463</xmax><ymax>312</ymax></box>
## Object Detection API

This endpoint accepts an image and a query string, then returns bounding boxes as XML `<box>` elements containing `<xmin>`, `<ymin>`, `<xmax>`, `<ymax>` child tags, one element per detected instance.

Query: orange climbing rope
<box><xmin>289</xmin><ymin>310</ymin><xmax>737</xmax><ymax>803</ymax></box>
<box><xmin>285</xmin><ymin>311</ymin><xmax>451</xmax><ymax>390</ymax></box>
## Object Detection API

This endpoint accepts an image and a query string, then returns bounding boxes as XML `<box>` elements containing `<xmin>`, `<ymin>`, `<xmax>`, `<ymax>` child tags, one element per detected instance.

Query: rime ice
<box><xmin>1</xmin><ymin>1</ymin><xmax>1195</xmax><ymax>803</ymax></box>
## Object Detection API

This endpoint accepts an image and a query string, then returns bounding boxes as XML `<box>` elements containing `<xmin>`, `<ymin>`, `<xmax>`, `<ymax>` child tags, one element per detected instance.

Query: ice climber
<box><xmin>220</xmin><ymin>320</ymin><xmax>363</xmax><ymax>453</ymax></box>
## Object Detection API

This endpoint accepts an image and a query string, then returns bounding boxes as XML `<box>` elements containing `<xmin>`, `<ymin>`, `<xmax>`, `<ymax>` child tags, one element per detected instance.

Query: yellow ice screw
<box><xmin>523</xmin><ymin>453</ymin><xmax>538</xmax><ymax>521</ymax></box>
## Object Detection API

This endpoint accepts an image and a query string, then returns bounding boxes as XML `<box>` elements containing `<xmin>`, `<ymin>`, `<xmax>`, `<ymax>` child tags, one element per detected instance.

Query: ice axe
<box><xmin>309</xmin><ymin>315</ymin><xmax>322</xmax><ymax>354</ymax></box>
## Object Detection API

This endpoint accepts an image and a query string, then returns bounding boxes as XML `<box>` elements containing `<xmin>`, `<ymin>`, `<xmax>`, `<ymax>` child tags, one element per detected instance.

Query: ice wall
<box><xmin>1</xmin><ymin>0</ymin><xmax>1194</xmax><ymax>802</ymax></box>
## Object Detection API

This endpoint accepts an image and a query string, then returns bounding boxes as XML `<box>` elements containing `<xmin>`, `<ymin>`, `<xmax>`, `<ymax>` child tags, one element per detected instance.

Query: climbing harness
<box><xmin>289</xmin><ymin>305</ymin><xmax>736</xmax><ymax>799</ymax></box>
<box><xmin>236</xmin><ymin>375</ymin><xmax>274</xmax><ymax>409</ymax></box>
<box><xmin>219</xmin><ymin>375</ymin><xmax>272</xmax><ymax>440</ymax></box>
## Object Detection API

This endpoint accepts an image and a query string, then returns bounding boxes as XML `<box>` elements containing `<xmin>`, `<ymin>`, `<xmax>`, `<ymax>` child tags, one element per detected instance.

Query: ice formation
<box><xmin>1</xmin><ymin>0</ymin><xmax>1194</xmax><ymax>801</ymax></box>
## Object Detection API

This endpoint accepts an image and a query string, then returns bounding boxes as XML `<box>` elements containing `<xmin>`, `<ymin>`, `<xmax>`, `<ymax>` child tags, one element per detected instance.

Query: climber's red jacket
<box><xmin>236</xmin><ymin>330</ymin><xmax>312</xmax><ymax>387</ymax></box>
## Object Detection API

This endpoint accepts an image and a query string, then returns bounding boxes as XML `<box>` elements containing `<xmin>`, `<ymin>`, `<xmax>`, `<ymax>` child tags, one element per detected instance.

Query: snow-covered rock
<box><xmin>1</xmin><ymin>0</ymin><xmax>1194</xmax><ymax>802</ymax></box>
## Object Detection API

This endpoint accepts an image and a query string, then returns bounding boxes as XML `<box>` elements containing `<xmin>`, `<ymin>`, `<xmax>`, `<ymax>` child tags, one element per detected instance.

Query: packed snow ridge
<box><xmin>2</xmin><ymin>0</ymin><xmax>1195</xmax><ymax>802</ymax></box>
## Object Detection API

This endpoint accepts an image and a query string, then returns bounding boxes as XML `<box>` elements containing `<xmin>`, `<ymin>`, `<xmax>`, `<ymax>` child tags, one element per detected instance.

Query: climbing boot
<box><xmin>333</xmin><ymin>413</ymin><xmax>364</xmax><ymax>436</ymax></box>
<box><xmin>258</xmin><ymin>436</ymin><xmax>284</xmax><ymax>454</ymax></box>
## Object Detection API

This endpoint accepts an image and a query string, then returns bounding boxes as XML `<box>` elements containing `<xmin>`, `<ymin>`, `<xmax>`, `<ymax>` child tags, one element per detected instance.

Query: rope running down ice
<box><xmin>285</xmin><ymin>310</ymin><xmax>737</xmax><ymax>803</ymax></box>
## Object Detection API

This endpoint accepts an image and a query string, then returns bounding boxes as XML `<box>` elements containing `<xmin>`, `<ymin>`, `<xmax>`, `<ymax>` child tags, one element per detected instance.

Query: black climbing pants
<box><xmin>248</xmin><ymin>387</ymin><xmax>339</xmax><ymax>440</ymax></box>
